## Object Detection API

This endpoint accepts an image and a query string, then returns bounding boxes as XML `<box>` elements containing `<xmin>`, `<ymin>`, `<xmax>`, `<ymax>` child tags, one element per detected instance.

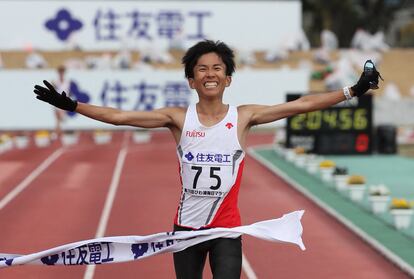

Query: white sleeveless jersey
<box><xmin>174</xmin><ymin>104</ymin><xmax>245</xmax><ymax>229</ymax></box>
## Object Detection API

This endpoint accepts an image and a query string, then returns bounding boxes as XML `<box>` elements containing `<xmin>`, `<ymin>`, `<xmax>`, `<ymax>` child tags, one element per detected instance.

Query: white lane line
<box><xmin>0</xmin><ymin>147</ymin><xmax>65</xmax><ymax>211</ymax></box>
<box><xmin>83</xmin><ymin>133</ymin><xmax>129</xmax><ymax>279</ymax></box>
<box><xmin>242</xmin><ymin>252</ymin><xmax>258</xmax><ymax>279</ymax></box>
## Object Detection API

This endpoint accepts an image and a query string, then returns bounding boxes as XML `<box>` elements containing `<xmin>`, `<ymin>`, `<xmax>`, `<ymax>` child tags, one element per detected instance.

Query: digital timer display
<box><xmin>286</xmin><ymin>93</ymin><xmax>373</xmax><ymax>155</ymax></box>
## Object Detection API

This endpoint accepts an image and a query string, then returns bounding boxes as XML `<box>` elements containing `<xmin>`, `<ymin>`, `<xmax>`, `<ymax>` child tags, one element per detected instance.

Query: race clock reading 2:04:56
<box><xmin>286</xmin><ymin>93</ymin><xmax>373</xmax><ymax>155</ymax></box>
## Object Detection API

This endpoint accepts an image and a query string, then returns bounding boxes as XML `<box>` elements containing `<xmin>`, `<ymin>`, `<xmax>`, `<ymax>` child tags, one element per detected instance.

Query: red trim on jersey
<box><xmin>204</xmin><ymin>159</ymin><xmax>245</xmax><ymax>228</ymax></box>
<box><xmin>174</xmin><ymin>159</ymin><xmax>245</xmax><ymax>230</ymax></box>
<box><xmin>173</xmin><ymin>161</ymin><xmax>183</xmax><ymax>225</ymax></box>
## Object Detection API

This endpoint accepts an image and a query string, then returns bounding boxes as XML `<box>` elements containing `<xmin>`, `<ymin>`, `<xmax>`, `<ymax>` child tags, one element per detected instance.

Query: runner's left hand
<box><xmin>351</xmin><ymin>60</ymin><xmax>384</xmax><ymax>97</ymax></box>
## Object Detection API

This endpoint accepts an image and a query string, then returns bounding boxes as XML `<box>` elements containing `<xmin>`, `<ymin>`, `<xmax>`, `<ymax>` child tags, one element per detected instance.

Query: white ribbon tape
<box><xmin>0</xmin><ymin>210</ymin><xmax>305</xmax><ymax>268</ymax></box>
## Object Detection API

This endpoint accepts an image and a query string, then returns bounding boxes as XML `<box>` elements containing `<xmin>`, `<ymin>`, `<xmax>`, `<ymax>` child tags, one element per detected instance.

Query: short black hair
<box><xmin>182</xmin><ymin>40</ymin><xmax>235</xmax><ymax>79</ymax></box>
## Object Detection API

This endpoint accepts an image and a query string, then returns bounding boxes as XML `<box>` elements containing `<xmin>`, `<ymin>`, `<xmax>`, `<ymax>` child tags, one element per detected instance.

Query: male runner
<box><xmin>34</xmin><ymin>40</ymin><xmax>381</xmax><ymax>279</ymax></box>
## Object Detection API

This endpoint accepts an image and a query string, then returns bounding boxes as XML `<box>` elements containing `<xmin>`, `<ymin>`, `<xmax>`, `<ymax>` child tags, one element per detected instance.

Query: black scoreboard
<box><xmin>286</xmin><ymin>93</ymin><xmax>373</xmax><ymax>155</ymax></box>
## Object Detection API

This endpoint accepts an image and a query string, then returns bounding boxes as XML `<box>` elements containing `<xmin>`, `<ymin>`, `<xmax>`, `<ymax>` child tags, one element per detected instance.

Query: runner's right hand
<box><xmin>34</xmin><ymin>80</ymin><xmax>77</xmax><ymax>112</ymax></box>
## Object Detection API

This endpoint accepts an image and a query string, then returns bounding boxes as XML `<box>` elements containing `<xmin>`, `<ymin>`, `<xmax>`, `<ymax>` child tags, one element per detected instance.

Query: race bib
<box><xmin>181</xmin><ymin>150</ymin><xmax>243</xmax><ymax>197</ymax></box>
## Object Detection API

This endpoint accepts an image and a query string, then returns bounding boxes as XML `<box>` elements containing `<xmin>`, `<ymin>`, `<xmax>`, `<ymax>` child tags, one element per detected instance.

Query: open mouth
<box><xmin>204</xmin><ymin>82</ymin><xmax>218</xmax><ymax>89</ymax></box>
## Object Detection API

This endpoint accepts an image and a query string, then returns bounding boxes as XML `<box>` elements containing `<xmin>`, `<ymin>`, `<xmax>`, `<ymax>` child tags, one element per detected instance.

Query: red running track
<box><xmin>0</xmin><ymin>130</ymin><xmax>410</xmax><ymax>279</ymax></box>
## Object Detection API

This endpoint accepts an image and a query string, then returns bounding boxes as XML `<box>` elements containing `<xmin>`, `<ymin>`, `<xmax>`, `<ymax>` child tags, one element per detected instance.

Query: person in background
<box><xmin>52</xmin><ymin>65</ymin><xmax>71</xmax><ymax>140</ymax></box>
<box><xmin>25</xmin><ymin>48</ymin><xmax>48</xmax><ymax>69</ymax></box>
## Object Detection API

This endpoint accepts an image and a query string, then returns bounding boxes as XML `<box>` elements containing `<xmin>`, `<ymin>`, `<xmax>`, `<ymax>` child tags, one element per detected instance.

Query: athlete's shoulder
<box><xmin>236</xmin><ymin>104</ymin><xmax>263</xmax><ymax>117</ymax></box>
<box><xmin>237</xmin><ymin>104</ymin><xmax>265</xmax><ymax>111</ymax></box>
<box><xmin>157</xmin><ymin>106</ymin><xmax>187</xmax><ymax>116</ymax></box>
<box><xmin>236</xmin><ymin>104</ymin><xmax>270</xmax><ymax>128</ymax></box>
<box><xmin>156</xmin><ymin>106</ymin><xmax>188</xmax><ymax>129</ymax></box>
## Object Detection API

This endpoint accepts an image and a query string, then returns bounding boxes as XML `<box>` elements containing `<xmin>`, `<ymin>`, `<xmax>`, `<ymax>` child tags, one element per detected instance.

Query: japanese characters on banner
<box><xmin>0</xmin><ymin>1</ymin><xmax>301</xmax><ymax>51</ymax></box>
<box><xmin>0</xmin><ymin>210</ymin><xmax>305</xmax><ymax>268</ymax></box>
<box><xmin>0</xmin><ymin>69</ymin><xmax>309</xmax><ymax>130</ymax></box>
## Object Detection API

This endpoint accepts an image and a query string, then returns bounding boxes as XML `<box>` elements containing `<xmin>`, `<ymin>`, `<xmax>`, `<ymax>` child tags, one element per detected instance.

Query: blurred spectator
<box><xmin>382</xmin><ymin>83</ymin><xmax>402</xmax><ymax>101</ymax></box>
<box><xmin>112</xmin><ymin>49</ymin><xmax>132</xmax><ymax>69</ymax></box>
<box><xmin>0</xmin><ymin>53</ymin><xmax>3</xmax><ymax>69</ymax></box>
<box><xmin>85</xmin><ymin>53</ymin><xmax>112</xmax><ymax>69</ymax></box>
<box><xmin>169</xmin><ymin>27</ymin><xmax>186</xmax><ymax>52</ymax></box>
<box><xmin>53</xmin><ymin>65</ymin><xmax>70</xmax><ymax>94</ymax></box>
<box><xmin>315</xmin><ymin>29</ymin><xmax>338</xmax><ymax>63</ymax></box>
<box><xmin>236</xmin><ymin>48</ymin><xmax>256</xmax><ymax>66</ymax></box>
<box><xmin>324</xmin><ymin>55</ymin><xmax>357</xmax><ymax>90</ymax></box>
<box><xmin>25</xmin><ymin>49</ymin><xmax>47</xmax><ymax>69</ymax></box>
<box><xmin>351</xmin><ymin>28</ymin><xmax>371</xmax><ymax>49</ymax></box>
<box><xmin>140</xmin><ymin>44</ymin><xmax>174</xmax><ymax>64</ymax></box>
<box><xmin>314</xmin><ymin>48</ymin><xmax>331</xmax><ymax>64</ymax></box>
<box><xmin>63</xmin><ymin>58</ymin><xmax>87</xmax><ymax>70</ymax></box>
<box><xmin>351</xmin><ymin>28</ymin><xmax>390</xmax><ymax>52</ymax></box>
<box><xmin>321</xmin><ymin>29</ymin><xmax>338</xmax><ymax>51</ymax></box>
<box><xmin>264</xmin><ymin>28</ymin><xmax>310</xmax><ymax>63</ymax></box>
<box><xmin>66</xmin><ymin>33</ymin><xmax>82</xmax><ymax>51</ymax></box>
<box><xmin>132</xmin><ymin>58</ymin><xmax>154</xmax><ymax>70</ymax></box>
<box><xmin>264</xmin><ymin>47</ymin><xmax>289</xmax><ymax>63</ymax></box>
<box><xmin>346</xmin><ymin>49</ymin><xmax>382</xmax><ymax>69</ymax></box>
<box><xmin>370</xmin><ymin>31</ymin><xmax>390</xmax><ymax>52</ymax></box>
<box><xmin>283</xmin><ymin>29</ymin><xmax>310</xmax><ymax>52</ymax></box>
<box><xmin>130</xmin><ymin>42</ymin><xmax>152</xmax><ymax>70</ymax></box>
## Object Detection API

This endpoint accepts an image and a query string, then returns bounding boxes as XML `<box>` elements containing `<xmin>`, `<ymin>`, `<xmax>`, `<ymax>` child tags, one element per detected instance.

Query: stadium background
<box><xmin>0</xmin><ymin>0</ymin><xmax>414</xmax><ymax>278</ymax></box>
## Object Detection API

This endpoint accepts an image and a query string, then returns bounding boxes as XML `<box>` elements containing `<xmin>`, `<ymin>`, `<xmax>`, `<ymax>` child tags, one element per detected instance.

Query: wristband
<box><xmin>342</xmin><ymin>86</ymin><xmax>353</xmax><ymax>100</ymax></box>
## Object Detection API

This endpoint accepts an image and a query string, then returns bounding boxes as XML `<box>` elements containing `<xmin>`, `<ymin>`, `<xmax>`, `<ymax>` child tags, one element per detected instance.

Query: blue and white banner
<box><xmin>0</xmin><ymin>1</ymin><xmax>301</xmax><ymax>51</ymax></box>
<box><xmin>0</xmin><ymin>210</ymin><xmax>305</xmax><ymax>268</ymax></box>
<box><xmin>0</xmin><ymin>68</ymin><xmax>309</xmax><ymax>130</ymax></box>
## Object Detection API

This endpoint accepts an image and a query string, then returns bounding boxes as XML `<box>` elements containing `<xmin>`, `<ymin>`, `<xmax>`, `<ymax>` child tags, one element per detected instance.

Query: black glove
<box><xmin>34</xmin><ymin>80</ymin><xmax>77</xmax><ymax>112</ymax></box>
<box><xmin>351</xmin><ymin>60</ymin><xmax>384</xmax><ymax>97</ymax></box>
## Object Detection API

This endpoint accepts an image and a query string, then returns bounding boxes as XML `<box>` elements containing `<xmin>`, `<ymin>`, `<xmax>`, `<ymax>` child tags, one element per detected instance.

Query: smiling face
<box><xmin>188</xmin><ymin>52</ymin><xmax>232</xmax><ymax>100</ymax></box>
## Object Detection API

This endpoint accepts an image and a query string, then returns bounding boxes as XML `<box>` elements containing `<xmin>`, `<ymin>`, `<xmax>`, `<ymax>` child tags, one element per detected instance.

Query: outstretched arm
<box><xmin>242</xmin><ymin>89</ymin><xmax>347</xmax><ymax>126</ymax></box>
<box><xmin>241</xmin><ymin>60</ymin><xmax>382</xmax><ymax>127</ymax></box>
<box><xmin>75</xmin><ymin>102</ymin><xmax>181</xmax><ymax>128</ymax></box>
<box><xmin>34</xmin><ymin>80</ymin><xmax>183</xmax><ymax>129</ymax></box>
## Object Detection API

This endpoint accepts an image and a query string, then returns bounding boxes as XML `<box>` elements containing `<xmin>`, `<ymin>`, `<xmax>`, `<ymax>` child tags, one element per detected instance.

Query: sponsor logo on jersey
<box><xmin>184</xmin><ymin>152</ymin><xmax>194</xmax><ymax>161</ymax></box>
<box><xmin>225</xmin><ymin>122</ymin><xmax>234</xmax><ymax>129</ymax></box>
<box><xmin>185</xmin><ymin>130</ymin><xmax>205</xmax><ymax>138</ymax></box>
<box><xmin>184</xmin><ymin>152</ymin><xmax>231</xmax><ymax>163</ymax></box>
